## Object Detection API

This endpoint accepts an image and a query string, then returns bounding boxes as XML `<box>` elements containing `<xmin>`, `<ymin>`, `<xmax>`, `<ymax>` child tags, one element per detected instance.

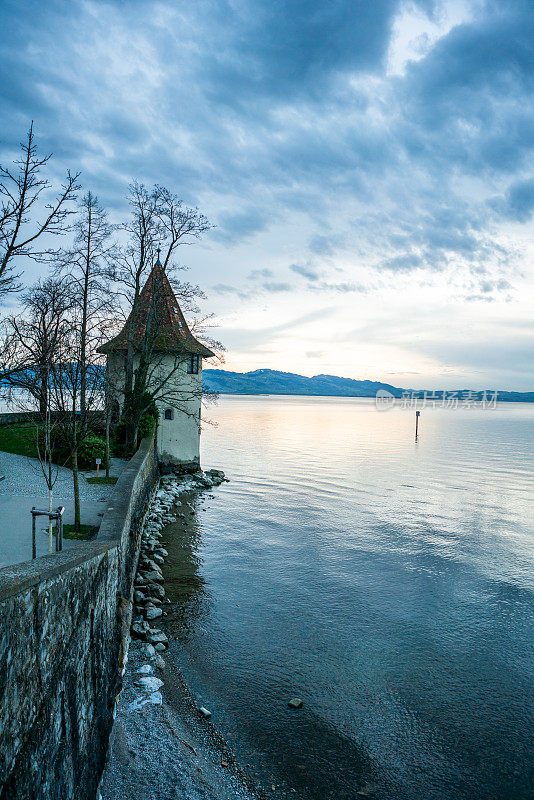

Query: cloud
<box><xmin>290</xmin><ymin>263</ymin><xmax>321</xmax><ymax>281</ymax></box>
<box><xmin>311</xmin><ymin>281</ymin><xmax>369</xmax><ymax>294</ymax></box>
<box><xmin>211</xmin><ymin>283</ymin><xmax>253</xmax><ymax>301</ymax></box>
<box><xmin>261</xmin><ymin>281</ymin><xmax>292</xmax><ymax>293</ymax></box>
<box><xmin>212</xmin><ymin>276</ymin><xmax>292</xmax><ymax>296</ymax></box>
<box><xmin>0</xmin><ymin>0</ymin><xmax>532</xmax><ymax>387</ymax></box>
<box><xmin>308</xmin><ymin>234</ymin><xmax>345</xmax><ymax>256</ymax></box>
<box><xmin>248</xmin><ymin>268</ymin><xmax>274</xmax><ymax>280</ymax></box>
<box><xmin>490</xmin><ymin>178</ymin><xmax>534</xmax><ymax>223</ymax></box>
<box><xmin>462</xmin><ymin>277</ymin><xmax>513</xmax><ymax>303</ymax></box>
<box><xmin>211</xmin><ymin>208</ymin><xmax>270</xmax><ymax>243</ymax></box>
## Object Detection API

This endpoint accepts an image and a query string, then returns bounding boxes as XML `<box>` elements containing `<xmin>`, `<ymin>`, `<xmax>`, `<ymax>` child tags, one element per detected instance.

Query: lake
<box><xmin>161</xmin><ymin>395</ymin><xmax>534</xmax><ymax>800</ymax></box>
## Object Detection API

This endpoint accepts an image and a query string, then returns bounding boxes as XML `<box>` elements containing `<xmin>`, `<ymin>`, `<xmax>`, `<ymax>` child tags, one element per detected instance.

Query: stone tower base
<box><xmin>158</xmin><ymin>454</ymin><xmax>201</xmax><ymax>476</ymax></box>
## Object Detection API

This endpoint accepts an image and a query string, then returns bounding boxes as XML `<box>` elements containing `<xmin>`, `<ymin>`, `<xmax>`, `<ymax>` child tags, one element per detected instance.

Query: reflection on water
<box><xmin>161</xmin><ymin>397</ymin><xmax>534</xmax><ymax>800</ymax></box>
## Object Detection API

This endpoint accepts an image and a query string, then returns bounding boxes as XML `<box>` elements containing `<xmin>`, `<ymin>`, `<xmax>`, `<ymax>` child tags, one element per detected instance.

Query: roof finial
<box><xmin>155</xmin><ymin>247</ymin><xmax>162</xmax><ymax>266</ymax></box>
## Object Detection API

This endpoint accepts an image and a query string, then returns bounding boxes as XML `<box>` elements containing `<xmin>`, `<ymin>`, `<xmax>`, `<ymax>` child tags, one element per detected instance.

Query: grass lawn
<box><xmin>53</xmin><ymin>523</ymin><xmax>99</xmax><ymax>540</ymax></box>
<box><xmin>0</xmin><ymin>424</ymin><xmax>112</xmax><ymax>472</ymax></box>
<box><xmin>0</xmin><ymin>424</ymin><xmax>40</xmax><ymax>458</ymax></box>
<box><xmin>86</xmin><ymin>476</ymin><xmax>118</xmax><ymax>485</ymax></box>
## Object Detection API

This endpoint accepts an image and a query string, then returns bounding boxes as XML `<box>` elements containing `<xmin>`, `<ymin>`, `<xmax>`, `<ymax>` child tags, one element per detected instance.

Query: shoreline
<box><xmin>100</xmin><ymin>472</ymin><xmax>265</xmax><ymax>800</ymax></box>
<box><xmin>99</xmin><ymin>637</ymin><xmax>264</xmax><ymax>800</ymax></box>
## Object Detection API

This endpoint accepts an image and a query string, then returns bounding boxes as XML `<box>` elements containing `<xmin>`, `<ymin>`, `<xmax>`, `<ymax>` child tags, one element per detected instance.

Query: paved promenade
<box><xmin>0</xmin><ymin>451</ymin><xmax>125</xmax><ymax>568</ymax></box>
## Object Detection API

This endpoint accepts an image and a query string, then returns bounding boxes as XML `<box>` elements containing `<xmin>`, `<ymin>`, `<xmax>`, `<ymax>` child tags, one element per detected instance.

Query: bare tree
<box><xmin>111</xmin><ymin>182</ymin><xmax>163</xmax><ymax>402</ymax></box>
<box><xmin>110</xmin><ymin>183</ymin><xmax>213</xmax><ymax>452</ymax></box>
<box><xmin>0</xmin><ymin>279</ymin><xmax>71</xmax><ymax>551</ymax></box>
<box><xmin>0</xmin><ymin>123</ymin><xmax>80</xmax><ymax>301</ymax></box>
<box><xmin>48</xmin><ymin>327</ymin><xmax>104</xmax><ymax>532</ymax></box>
<box><xmin>41</xmin><ymin>192</ymin><xmax>115</xmax><ymax>531</ymax></box>
<box><xmin>36</xmin><ymin>397</ymin><xmax>62</xmax><ymax>553</ymax></box>
<box><xmin>2</xmin><ymin>383</ymin><xmax>63</xmax><ymax>554</ymax></box>
<box><xmin>1</xmin><ymin>269</ymin><xmax>106</xmax><ymax>534</ymax></box>
<box><xmin>53</xmin><ymin>191</ymin><xmax>114</xmax><ymax>415</ymax></box>
<box><xmin>1</xmin><ymin>278</ymin><xmax>72</xmax><ymax>414</ymax></box>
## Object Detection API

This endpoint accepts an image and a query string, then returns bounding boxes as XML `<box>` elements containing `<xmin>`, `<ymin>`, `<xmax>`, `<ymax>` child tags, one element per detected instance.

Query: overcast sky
<box><xmin>1</xmin><ymin>0</ymin><xmax>532</xmax><ymax>389</ymax></box>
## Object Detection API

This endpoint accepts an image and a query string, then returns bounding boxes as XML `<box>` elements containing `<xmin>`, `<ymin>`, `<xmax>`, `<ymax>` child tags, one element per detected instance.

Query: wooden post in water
<box><xmin>415</xmin><ymin>410</ymin><xmax>420</xmax><ymax>439</ymax></box>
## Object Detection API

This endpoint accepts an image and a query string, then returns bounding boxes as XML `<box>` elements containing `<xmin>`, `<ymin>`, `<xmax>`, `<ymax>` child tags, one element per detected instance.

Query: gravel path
<box><xmin>0</xmin><ymin>451</ymin><xmax>126</xmax><ymax>568</ymax></box>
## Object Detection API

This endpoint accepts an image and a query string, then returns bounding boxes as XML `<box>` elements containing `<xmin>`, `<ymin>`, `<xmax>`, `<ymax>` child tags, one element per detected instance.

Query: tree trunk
<box><xmin>125</xmin><ymin>416</ymin><xmax>138</xmax><ymax>456</ymax></box>
<box><xmin>46</xmin><ymin>412</ymin><xmax>53</xmax><ymax>552</ymax></box>
<box><xmin>105</xmin><ymin>410</ymin><xmax>110</xmax><ymax>479</ymax></box>
<box><xmin>72</xmin><ymin>447</ymin><xmax>81</xmax><ymax>532</ymax></box>
<box><xmin>48</xmin><ymin>479</ymin><xmax>53</xmax><ymax>554</ymax></box>
<box><xmin>80</xmin><ymin>191</ymin><xmax>92</xmax><ymax>419</ymax></box>
<box><xmin>39</xmin><ymin>366</ymin><xmax>48</xmax><ymax>419</ymax></box>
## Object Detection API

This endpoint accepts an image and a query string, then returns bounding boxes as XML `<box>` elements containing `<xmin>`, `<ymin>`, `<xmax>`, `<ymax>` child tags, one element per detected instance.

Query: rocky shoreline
<box><xmin>99</xmin><ymin>469</ymin><xmax>264</xmax><ymax>800</ymax></box>
<box><xmin>131</xmin><ymin>469</ymin><xmax>227</xmax><ymax>651</ymax></box>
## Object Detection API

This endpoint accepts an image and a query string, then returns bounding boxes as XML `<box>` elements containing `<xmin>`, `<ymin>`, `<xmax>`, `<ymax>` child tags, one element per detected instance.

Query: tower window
<box><xmin>164</xmin><ymin>408</ymin><xmax>174</xmax><ymax>420</ymax></box>
<box><xmin>187</xmin><ymin>354</ymin><xmax>200</xmax><ymax>374</ymax></box>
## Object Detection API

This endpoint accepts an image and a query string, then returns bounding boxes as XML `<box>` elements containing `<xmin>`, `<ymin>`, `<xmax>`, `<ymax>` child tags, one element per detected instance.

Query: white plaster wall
<box><xmin>154</xmin><ymin>354</ymin><xmax>202</xmax><ymax>464</ymax></box>
<box><xmin>107</xmin><ymin>352</ymin><xmax>204</xmax><ymax>464</ymax></box>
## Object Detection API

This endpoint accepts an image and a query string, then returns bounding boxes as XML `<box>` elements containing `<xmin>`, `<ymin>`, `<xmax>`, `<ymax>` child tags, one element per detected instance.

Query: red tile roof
<box><xmin>98</xmin><ymin>263</ymin><xmax>214</xmax><ymax>357</ymax></box>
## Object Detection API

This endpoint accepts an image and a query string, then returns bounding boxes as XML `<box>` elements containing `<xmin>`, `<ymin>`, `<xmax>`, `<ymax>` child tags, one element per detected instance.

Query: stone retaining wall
<box><xmin>0</xmin><ymin>411</ymin><xmax>40</xmax><ymax>426</ymax></box>
<box><xmin>0</xmin><ymin>435</ymin><xmax>158</xmax><ymax>800</ymax></box>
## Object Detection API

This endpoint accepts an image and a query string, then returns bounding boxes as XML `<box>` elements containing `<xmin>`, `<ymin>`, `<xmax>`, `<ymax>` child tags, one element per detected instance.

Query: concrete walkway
<box><xmin>0</xmin><ymin>451</ymin><xmax>126</xmax><ymax>569</ymax></box>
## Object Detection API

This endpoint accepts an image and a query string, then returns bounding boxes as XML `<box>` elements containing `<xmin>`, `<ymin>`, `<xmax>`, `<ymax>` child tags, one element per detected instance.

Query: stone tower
<box><xmin>98</xmin><ymin>256</ymin><xmax>214</xmax><ymax>472</ymax></box>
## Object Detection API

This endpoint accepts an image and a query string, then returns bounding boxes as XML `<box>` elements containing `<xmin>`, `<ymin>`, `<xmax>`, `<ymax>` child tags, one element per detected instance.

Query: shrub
<box><xmin>112</xmin><ymin>394</ymin><xmax>159</xmax><ymax>457</ymax></box>
<box><xmin>77</xmin><ymin>432</ymin><xmax>108</xmax><ymax>469</ymax></box>
<box><xmin>137</xmin><ymin>412</ymin><xmax>156</xmax><ymax>441</ymax></box>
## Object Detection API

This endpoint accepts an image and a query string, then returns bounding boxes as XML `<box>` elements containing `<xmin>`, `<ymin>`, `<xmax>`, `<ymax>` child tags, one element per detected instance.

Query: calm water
<box><xmin>162</xmin><ymin>396</ymin><xmax>534</xmax><ymax>800</ymax></box>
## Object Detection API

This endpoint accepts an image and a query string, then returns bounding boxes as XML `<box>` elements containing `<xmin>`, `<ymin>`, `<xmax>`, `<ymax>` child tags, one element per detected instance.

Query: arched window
<box><xmin>164</xmin><ymin>408</ymin><xmax>174</xmax><ymax>420</ymax></box>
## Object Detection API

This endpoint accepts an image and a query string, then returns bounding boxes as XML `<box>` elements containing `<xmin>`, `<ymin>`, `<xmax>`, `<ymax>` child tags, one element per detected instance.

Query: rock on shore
<box><xmin>100</xmin><ymin>467</ymin><xmax>260</xmax><ymax>800</ymax></box>
<box><xmin>99</xmin><ymin>640</ymin><xmax>260</xmax><ymax>800</ymax></box>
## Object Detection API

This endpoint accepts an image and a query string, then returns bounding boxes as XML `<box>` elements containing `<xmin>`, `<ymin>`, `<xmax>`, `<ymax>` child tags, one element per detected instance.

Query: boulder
<box><xmin>141</xmin><ymin>570</ymin><xmax>164</xmax><ymax>584</ymax></box>
<box><xmin>288</xmin><ymin>698</ymin><xmax>303</xmax><ymax>709</ymax></box>
<box><xmin>131</xmin><ymin>622</ymin><xmax>149</xmax><ymax>640</ymax></box>
<box><xmin>134</xmin><ymin>676</ymin><xmax>164</xmax><ymax>692</ymax></box>
<box><xmin>146</xmin><ymin>630</ymin><xmax>168</xmax><ymax>646</ymax></box>
<box><xmin>147</xmin><ymin>583</ymin><xmax>165</xmax><ymax>599</ymax></box>
<box><xmin>145</xmin><ymin>604</ymin><xmax>163</xmax><ymax>621</ymax></box>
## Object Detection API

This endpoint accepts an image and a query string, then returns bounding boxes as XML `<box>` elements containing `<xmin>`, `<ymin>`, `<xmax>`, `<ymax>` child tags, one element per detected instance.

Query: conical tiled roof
<box><xmin>98</xmin><ymin>263</ymin><xmax>214</xmax><ymax>357</ymax></box>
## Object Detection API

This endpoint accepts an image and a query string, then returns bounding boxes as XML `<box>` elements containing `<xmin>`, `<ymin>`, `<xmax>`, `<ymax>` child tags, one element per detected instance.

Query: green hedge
<box><xmin>78</xmin><ymin>433</ymin><xmax>108</xmax><ymax>469</ymax></box>
<box><xmin>0</xmin><ymin>424</ymin><xmax>108</xmax><ymax>469</ymax></box>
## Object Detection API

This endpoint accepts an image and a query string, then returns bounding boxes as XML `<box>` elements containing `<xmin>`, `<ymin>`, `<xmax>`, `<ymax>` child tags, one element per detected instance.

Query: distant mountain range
<box><xmin>203</xmin><ymin>369</ymin><xmax>534</xmax><ymax>403</ymax></box>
